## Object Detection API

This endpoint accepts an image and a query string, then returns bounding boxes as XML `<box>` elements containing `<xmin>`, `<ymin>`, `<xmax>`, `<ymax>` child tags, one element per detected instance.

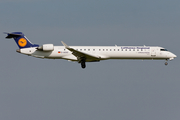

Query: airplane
<box><xmin>5</xmin><ymin>32</ymin><xmax>177</xmax><ymax>69</ymax></box>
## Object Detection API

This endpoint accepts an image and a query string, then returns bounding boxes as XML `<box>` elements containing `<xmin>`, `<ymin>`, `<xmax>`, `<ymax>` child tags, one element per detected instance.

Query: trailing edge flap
<box><xmin>61</xmin><ymin>41</ymin><xmax>100</xmax><ymax>61</ymax></box>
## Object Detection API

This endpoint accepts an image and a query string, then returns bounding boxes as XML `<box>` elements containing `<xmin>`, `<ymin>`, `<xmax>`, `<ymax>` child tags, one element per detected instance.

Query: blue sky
<box><xmin>0</xmin><ymin>1</ymin><xmax>180</xmax><ymax>120</ymax></box>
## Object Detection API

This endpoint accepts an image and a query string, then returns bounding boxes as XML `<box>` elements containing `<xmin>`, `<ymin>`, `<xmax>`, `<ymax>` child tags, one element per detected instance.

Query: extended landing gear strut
<box><xmin>80</xmin><ymin>58</ymin><xmax>86</xmax><ymax>69</ymax></box>
<box><xmin>165</xmin><ymin>59</ymin><xmax>168</xmax><ymax>66</ymax></box>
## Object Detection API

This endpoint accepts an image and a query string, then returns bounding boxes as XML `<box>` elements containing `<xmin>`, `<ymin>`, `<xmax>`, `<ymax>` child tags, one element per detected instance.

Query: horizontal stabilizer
<box><xmin>4</xmin><ymin>32</ymin><xmax>24</xmax><ymax>39</ymax></box>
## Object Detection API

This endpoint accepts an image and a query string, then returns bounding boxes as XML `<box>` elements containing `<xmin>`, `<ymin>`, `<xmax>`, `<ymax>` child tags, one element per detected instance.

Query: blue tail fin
<box><xmin>5</xmin><ymin>32</ymin><xmax>39</xmax><ymax>49</ymax></box>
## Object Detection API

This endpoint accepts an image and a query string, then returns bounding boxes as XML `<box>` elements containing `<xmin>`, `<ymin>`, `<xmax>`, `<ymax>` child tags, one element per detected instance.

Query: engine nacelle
<box><xmin>38</xmin><ymin>44</ymin><xmax>54</xmax><ymax>51</ymax></box>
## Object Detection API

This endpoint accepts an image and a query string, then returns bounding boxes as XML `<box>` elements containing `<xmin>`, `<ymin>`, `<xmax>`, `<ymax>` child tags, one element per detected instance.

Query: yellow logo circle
<box><xmin>18</xmin><ymin>38</ymin><xmax>27</xmax><ymax>47</ymax></box>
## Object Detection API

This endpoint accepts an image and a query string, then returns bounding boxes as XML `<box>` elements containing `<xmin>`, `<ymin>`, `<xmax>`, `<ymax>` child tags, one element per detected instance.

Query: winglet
<box><xmin>61</xmin><ymin>41</ymin><xmax>70</xmax><ymax>48</ymax></box>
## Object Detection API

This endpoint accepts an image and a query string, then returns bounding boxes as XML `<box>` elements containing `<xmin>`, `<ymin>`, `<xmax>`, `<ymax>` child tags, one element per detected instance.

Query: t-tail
<box><xmin>5</xmin><ymin>32</ymin><xmax>39</xmax><ymax>49</ymax></box>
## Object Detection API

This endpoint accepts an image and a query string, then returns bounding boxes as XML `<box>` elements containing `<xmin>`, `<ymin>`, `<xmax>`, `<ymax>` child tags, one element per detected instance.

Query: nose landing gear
<box><xmin>165</xmin><ymin>59</ymin><xmax>168</xmax><ymax>66</ymax></box>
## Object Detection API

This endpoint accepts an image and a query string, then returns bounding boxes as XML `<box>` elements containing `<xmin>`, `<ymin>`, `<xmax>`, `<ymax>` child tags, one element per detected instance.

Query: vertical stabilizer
<box><xmin>5</xmin><ymin>32</ymin><xmax>39</xmax><ymax>49</ymax></box>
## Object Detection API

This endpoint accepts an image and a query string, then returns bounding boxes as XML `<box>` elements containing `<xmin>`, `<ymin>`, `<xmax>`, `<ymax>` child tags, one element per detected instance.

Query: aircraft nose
<box><xmin>168</xmin><ymin>53</ymin><xmax>177</xmax><ymax>60</ymax></box>
<box><xmin>172</xmin><ymin>53</ymin><xmax>177</xmax><ymax>58</ymax></box>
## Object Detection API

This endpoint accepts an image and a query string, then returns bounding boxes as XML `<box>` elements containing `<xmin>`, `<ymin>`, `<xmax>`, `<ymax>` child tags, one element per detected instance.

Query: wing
<box><xmin>61</xmin><ymin>41</ymin><xmax>100</xmax><ymax>62</ymax></box>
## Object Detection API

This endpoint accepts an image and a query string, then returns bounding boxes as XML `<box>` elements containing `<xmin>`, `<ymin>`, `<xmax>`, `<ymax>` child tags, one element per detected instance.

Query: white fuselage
<box><xmin>5</xmin><ymin>32</ymin><xmax>177</xmax><ymax>68</ymax></box>
<box><xmin>18</xmin><ymin>46</ymin><xmax>176</xmax><ymax>62</ymax></box>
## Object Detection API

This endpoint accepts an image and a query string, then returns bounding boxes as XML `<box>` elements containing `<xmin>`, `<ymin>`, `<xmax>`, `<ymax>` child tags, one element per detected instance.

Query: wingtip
<box><xmin>61</xmin><ymin>41</ymin><xmax>69</xmax><ymax>48</ymax></box>
<box><xmin>61</xmin><ymin>41</ymin><xmax>65</xmax><ymax>46</ymax></box>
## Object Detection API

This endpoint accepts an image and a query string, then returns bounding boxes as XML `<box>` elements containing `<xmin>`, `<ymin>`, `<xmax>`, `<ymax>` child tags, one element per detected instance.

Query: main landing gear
<box><xmin>80</xmin><ymin>59</ymin><xmax>86</xmax><ymax>69</ymax></box>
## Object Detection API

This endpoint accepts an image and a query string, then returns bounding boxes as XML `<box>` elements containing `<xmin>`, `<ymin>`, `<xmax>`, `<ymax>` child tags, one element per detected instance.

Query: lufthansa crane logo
<box><xmin>18</xmin><ymin>38</ymin><xmax>27</xmax><ymax>47</ymax></box>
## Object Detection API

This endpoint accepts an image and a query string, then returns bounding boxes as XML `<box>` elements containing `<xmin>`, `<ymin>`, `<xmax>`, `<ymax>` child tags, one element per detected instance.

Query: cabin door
<box><xmin>151</xmin><ymin>48</ymin><xmax>156</xmax><ymax>57</ymax></box>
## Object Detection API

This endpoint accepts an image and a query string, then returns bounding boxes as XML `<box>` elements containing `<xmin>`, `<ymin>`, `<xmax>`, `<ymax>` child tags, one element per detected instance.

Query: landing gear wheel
<box><xmin>165</xmin><ymin>62</ymin><xmax>168</xmax><ymax>66</ymax></box>
<box><xmin>81</xmin><ymin>59</ymin><xmax>86</xmax><ymax>69</ymax></box>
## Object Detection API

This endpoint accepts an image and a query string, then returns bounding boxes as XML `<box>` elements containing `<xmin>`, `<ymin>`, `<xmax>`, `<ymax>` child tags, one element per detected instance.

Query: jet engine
<box><xmin>37</xmin><ymin>44</ymin><xmax>54</xmax><ymax>51</ymax></box>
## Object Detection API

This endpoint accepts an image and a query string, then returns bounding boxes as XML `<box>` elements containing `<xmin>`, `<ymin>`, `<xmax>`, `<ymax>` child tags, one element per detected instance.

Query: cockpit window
<box><xmin>160</xmin><ymin>49</ymin><xmax>168</xmax><ymax>51</ymax></box>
